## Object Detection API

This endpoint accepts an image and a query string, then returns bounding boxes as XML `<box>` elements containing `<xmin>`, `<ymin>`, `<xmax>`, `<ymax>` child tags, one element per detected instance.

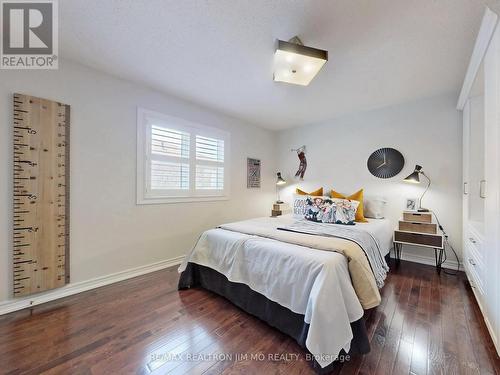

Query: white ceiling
<box><xmin>60</xmin><ymin>0</ymin><xmax>486</xmax><ymax>130</ymax></box>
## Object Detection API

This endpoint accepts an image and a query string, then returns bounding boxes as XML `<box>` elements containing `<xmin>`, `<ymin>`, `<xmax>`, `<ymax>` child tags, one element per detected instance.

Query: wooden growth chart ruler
<box><xmin>13</xmin><ymin>93</ymin><xmax>70</xmax><ymax>297</ymax></box>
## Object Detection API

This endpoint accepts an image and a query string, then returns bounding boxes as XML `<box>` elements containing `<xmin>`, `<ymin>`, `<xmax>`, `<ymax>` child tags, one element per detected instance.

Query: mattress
<box><xmin>222</xmin><ymin>214</ymin><xmax>394</xmax><ymax>256</ymax></box>
<box><xmin>342</xmin><ymin>216</ymin><xmax>394</xmax><ymax>256</ymax></box>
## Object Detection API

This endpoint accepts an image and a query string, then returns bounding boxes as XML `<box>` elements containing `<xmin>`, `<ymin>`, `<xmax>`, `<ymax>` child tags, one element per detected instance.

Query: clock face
<box><xmin>367</xmin><ymin>148</ymin><xmax>405</xmax><ymax>179</ymax></box>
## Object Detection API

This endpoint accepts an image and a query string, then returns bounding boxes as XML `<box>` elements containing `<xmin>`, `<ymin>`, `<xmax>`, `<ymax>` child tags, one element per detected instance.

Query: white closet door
<box><xmin>483</xmin><ymin>22</ymin><xmax>500</xmax><ymax>352</ymax></box>
<box><xmin>462</xmin><ymin>100</ymin><xmax>470</xmax><ymax>230</ymax></box>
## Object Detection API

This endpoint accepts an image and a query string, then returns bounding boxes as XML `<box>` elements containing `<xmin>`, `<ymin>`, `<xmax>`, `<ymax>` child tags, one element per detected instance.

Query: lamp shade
<box><xmin>404</xmin><ymin>165</ymin><xmax>422</xmax><ymax>183</ymax></box>
<box><xmin>273</xmin><ymin>39</ymin><xmax>328</xmax><ymax>86</ymax></box>
<box><xmin>276</xmin><ymin>172</ymin><xmax>286</xmax><ymax>185</ymax></box>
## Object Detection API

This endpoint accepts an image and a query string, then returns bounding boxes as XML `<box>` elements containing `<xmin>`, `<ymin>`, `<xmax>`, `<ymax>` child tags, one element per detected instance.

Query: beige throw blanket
<box><xmin>220</xmin><ymin>219</ymin><xmax>382</xmax><ymax>309</ymax></box>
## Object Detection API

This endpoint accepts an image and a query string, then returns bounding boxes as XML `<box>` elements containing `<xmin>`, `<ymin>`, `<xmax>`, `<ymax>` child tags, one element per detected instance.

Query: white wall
<box><xmin>277</xmin><ymin>94</ymin><xmax>463</xmax><ymax>266</ymax></box>
<box><xmin>0</xmin><ymin>60</ymin><xmax>463</xmax><ymax>304</ymax></box>
<box><xmin>0</xmin><ymin>60</ymin><xmax>276</xmax><ymax>303</ymax></box>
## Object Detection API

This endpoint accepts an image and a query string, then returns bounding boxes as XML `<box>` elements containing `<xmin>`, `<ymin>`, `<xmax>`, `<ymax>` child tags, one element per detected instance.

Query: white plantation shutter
<box><xmin>151</xmin><ymin>126</ymin><xmax>190</xmax><ymax>158</ymax></box>
<box><xmin>195</xmin><ymin>135</ymin><xmax>225</xmax><ymax>191</ymax></box>
<box><xmin>150</xmin><ymin>125</ymin><xmax>190</xmax><ymax>191</ymax></box>
<box><xmin>196</xmin><ymin>165</ymin><xmax>224</xmax><ymax>190</ymax></box>
<box><xmin>195</xmin><ymin>135</ymin><xmax>224</xmax><ymax>162</ymax></box>
<box><xmin>137</xmin><ymin>108</ymin><xmax>230</xmax><ymax>203</ymax></box>
<box><xmin>151</xmin><ymin>160</ymin><xmax>189</xmax><ymax>190</ymax></box>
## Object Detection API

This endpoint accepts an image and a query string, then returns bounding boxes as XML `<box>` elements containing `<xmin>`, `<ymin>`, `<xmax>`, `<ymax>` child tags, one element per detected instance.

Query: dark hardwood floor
<box><xmin>1</xmin><ymin>259</ymin><xmax>499</xmax><ymax>375</ymax></box>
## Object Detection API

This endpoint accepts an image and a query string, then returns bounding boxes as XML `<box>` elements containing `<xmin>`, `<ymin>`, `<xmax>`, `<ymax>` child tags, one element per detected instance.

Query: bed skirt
<box><xmin>178</xmin><ymin>262</ymin><xmax>370</xmax><ymax>374</ymax></box>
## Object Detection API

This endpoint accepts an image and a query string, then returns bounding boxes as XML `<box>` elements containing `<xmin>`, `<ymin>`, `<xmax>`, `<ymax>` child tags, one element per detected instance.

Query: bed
<box><xmin>178</xmin><ymin>214</ymin><xmax>392</xmax><ymax>373</ymax></box>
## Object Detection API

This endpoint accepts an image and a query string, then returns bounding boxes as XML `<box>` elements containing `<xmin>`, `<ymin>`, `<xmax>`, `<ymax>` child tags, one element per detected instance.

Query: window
<box><xmin>137</xmin><ymin>108</ymin><xmax>230</xmax><ymax>204</ymax></box>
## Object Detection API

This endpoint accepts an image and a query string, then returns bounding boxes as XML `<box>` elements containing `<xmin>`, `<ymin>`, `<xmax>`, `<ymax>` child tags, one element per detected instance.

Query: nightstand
<box><xmin>271</xmin><ymin>202</ymin><xmax>290</xmax><ymax>217</ymax></box>
<box><xmin>393</xmin><ymin>211</ymin><xmax>444</xmax><ymax>272</ymax></box>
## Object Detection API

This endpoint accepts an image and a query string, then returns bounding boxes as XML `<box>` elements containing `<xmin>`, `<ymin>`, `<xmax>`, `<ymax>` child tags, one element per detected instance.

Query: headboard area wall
<box><xmin>276</xmin><ymin>94</ymin><xmax>462</xmax><ymax>266</ymax></box>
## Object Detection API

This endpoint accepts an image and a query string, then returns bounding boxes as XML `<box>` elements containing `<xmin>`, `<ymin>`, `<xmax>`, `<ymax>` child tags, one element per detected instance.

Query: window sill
<box><xmin>136</xmin><ymin>195</ymin><xmax>230</xmax><ymax>205</ymax></box>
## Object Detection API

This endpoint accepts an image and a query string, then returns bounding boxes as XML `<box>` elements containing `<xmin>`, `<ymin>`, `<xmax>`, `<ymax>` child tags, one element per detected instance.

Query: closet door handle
<box><xmin>468</xmin><ymin>258</ymin><xmax>476</xmax><ymax>266</ymax></box>
<box><xmin>463</xmin><ymin>182</ymin><xmax>468</xmax><ymax>195</ymax></box>
<box><xmin>479</xmin><ymin>180</ymin><xmax>486</xmax><ymax>199</ymax></box>
<box><xmin>469</xmin><ymin>237</ymin><xmax>477</xmax><ymax>244</ymax></box>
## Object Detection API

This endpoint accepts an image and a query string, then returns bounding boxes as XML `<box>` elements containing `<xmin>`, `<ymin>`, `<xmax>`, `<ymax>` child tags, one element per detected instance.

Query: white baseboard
<box><xmin>466</xmin><ymin>272</ymin><xmax>500</xmax><ymax>356</ymax></box>
<box><xmin>390</xmin><ymin>251</ymin><xmax>462</xmax><ymax>271</ymax></box>
<box><xmin>0</xmin><ymin>256</ymin><xmax>184</xmax><ymax>316</ymax></box>
<box><xmin>484</xmin><ymin>315</ymin><xmax>500</xmax><ymax>356</ymax></box>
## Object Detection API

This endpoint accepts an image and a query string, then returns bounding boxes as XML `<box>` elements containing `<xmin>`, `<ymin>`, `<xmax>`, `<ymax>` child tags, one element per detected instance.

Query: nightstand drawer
<box><xmin>394</xmin><ymin>230</ymin><xmax>443</xmax><ymax>248</ymax></box>
<box><xmin>398</xmin><ymin>221</ymin><xmax>437</xmax><ymax>234</ymax></box>
<box><xmin>403</xmin><ymin>212</ymin><xmax>432</xmax><ymax>223</ymax></box>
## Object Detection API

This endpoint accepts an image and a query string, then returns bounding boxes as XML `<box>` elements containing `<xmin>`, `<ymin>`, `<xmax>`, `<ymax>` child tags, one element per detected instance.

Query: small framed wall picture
<box><xmin>405</xmin><ymin>198</ymin><xmax>418</xmax><ymax>211</ymax></box>
<box><xmin>247</xmin><ymin>158</ymin><xmax>261</xmax><ymax>188</ymax></box>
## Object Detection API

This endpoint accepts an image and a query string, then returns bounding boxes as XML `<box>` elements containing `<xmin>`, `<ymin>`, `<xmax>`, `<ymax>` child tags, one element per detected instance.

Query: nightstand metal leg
<box><xmin>440</xmin><ymin>248</ymin><xmax>444</xmax><ymax>270</ymax></box>
<box><xmin>434</xmin><ymin>248</ymin><xmax>444</xmax><ymax>273</ymax></box>
<box><xmin>393</xmin><ymin>243</ymin><xmax>402</xmax><ymax>263</ymax></box>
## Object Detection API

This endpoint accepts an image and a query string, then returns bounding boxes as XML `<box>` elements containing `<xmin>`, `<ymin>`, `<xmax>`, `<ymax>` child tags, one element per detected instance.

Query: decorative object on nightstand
<box><xmin>405</xmin><ymin>198</ymin><xmax>418</xmax><ymax>211</ymax></box>
<box><xmin>393</xmin><ymin>211</ymin><xmax>444</xmax><ymax>272</ymax></box>
<box><xmin>404</xmin><ymin>164</ymin><xmax>431</xmax><ymax>212</ymax></box>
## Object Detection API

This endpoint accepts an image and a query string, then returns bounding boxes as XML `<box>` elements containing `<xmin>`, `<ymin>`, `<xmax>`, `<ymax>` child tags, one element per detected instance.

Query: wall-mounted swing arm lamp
<box><xmin>403</xmin><ymin>165</ymin><xmax>431</xmax><ymax>212</ymax></box>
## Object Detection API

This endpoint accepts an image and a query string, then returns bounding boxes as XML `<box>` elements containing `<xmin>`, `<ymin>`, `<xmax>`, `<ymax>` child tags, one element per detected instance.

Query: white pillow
<box><xmin>364</xmin><ymin>197</ymin><xmax>387</xmax><ymax>219</ymax></box>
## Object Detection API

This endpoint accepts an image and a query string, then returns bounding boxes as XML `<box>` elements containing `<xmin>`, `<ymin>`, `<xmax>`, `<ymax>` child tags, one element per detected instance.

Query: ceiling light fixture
<box><xmin>273</xmin><ymin>36</ymin><xmax>328</xmax><ymax>86</ymax></box>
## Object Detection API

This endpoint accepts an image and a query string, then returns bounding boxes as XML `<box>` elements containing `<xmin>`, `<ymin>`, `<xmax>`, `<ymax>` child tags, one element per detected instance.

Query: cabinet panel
<box><xmin>483</xmin><ymin>17</ymin><xmax>500</xmax><ymax>351</ymax></box>
<box><xmin>461</xmin><ymin>7</ymin><xmax>500</xmax><ymax>356</ymax></box>
<box><xmin>468</xmin><ymin>95</ymin><xmax>486</xmax><ymax>224</ymax></box>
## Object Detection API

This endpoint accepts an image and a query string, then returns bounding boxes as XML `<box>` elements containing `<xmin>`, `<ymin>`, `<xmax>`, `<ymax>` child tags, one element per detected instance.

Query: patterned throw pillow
<box><xmin>304</xmin><ymin>197</ymin><xmax>360</xmax><ymax>225</ymax></box>
<box><xmin>293</xmin><ymin>194</ymin><xmax>310</xmax><ymax>218</ymax></box>
<box><xmin>330</xmin><ymin>189</ymin><xmax>368</xmax><ymax>223</ymax></box>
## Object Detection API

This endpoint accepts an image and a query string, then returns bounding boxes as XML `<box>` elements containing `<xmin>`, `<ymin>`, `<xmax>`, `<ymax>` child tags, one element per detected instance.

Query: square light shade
<box><xmin>274</xmin><ymin>40</ymin><xmax>328</xmax><ymax>86</ymax></box>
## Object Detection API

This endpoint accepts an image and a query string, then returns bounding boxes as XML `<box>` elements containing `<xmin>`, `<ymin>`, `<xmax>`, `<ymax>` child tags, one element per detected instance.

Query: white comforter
<box><xmin>179</xmin><ymin>215</ymin><xmax>392</xmax><ymax>368</ymax></box>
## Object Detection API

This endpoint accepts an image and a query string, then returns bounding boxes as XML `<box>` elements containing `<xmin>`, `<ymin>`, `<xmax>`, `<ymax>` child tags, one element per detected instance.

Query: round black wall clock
<box><xmin>367</xmin><ymin>148</ymin><xmax>405</xmax><ymax>179</ymax></box>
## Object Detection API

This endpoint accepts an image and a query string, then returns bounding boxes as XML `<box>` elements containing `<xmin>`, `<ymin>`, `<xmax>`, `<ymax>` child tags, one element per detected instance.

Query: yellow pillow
<box><xmin>296</xmin><ymin>187</ymin><xmax>323</xmax><ymax>196</ymax></box>
<box><xmin>330</xmin><ymin>189</ymin><xmax>368</xmax><ymax>223</ymax></box>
